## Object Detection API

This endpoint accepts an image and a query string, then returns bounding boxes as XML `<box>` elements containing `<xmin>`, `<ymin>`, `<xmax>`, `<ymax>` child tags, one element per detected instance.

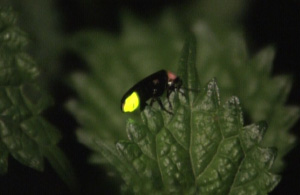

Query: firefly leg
<box><xmin>166</xmin><ymin>89</ymin><xmax>173</xmax><ymax>110</ymax></box>
<box><xmin>156</xmin><ymin>98</ymin><xmax>173</xmax><ymax>115</ymax></box>
<box><xmin>149</xmin><ymin>97</ymin><xmax>173</xmax><ymax>115</ymax></box>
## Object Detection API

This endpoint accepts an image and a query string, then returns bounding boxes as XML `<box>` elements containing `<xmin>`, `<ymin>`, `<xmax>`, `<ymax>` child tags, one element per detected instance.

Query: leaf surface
<box><xmin>72</xmin><ymin>33</ymin><xmax>280</xmax><ymax>194</ymax></box>
<box><xmin>69</xmin><ymin>12</ymin><xmax>298</xmax><ymax>172</ymax></box>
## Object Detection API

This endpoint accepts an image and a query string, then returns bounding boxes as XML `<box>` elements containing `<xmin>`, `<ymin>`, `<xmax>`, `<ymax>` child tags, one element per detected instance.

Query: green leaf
<box><xmin>177</xmin><ymin>34</ymin><xmax>199</xmax><ymax>104</ymax></box>
<box><xmin>194</xmin><ymin>27</ymin><xmax>299</xmax><ymax>171</ymax></box>
<box><xmin>72</xmin><ymin>32</ymin><xmax>280</xmax><ymax>193</ymax></box>
<box><xmin>0</xmin><ymin>7</ymin><xmax>76</xmax><ymax>189</ymax></box>
<box><xmin>69</xmin><ymin>12</ymin><xmax>298</xmax><ymax>172</ymax></box>
<box><xmin>67</xmin><ymin>7</ymin><xmax>298</xmax><ymax>192</ymax></box>
<box><xmin>121</xmin><ymin>36</ymin><xmax>279</xmax><ymax>193</ymax></box>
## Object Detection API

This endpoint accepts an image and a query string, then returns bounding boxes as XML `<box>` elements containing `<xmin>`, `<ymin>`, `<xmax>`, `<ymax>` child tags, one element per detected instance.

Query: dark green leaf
<box><xmin>72</xmin><ymin>31</ymin><xmax>280</xmax><ymax>193</ymax></box>
<box><xmin>67</xmin><ymin>8</ymin><xmax>297</xmax><ymax>192</ymax></box>
<box><xmin>195</xmin><ymin>28</ymin><xmax>299</xmax><ymax>171</ymax></box>
<box><xmin>0</xmin><ymin>7</ymin><xmax>76</xmax><ymax>189</ymax></box>
<box><xmin>177</xmin><ymin>34</ymin><xmax>199</xmax><ymax>104</ymax></box>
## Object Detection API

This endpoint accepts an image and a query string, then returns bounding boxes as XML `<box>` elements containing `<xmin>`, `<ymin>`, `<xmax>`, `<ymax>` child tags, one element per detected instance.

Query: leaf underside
<box><xmin>0</xmin><ymin>7</ymin><xmax>75</xmax><ymax>189</ymax></box>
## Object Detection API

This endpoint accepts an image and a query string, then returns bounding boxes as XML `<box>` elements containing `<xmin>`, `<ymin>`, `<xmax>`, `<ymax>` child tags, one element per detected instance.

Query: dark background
<box><xmin>0</xmin><ymin>0</ymin><xmax>299</xmax><ymax>194</ymax></box>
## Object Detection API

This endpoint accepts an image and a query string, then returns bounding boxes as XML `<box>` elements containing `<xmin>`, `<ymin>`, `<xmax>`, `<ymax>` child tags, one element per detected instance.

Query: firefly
<box><xmin>121</xmin><ymin>70</ymin><xmax>182</xmax><ymax>114</ymax></box>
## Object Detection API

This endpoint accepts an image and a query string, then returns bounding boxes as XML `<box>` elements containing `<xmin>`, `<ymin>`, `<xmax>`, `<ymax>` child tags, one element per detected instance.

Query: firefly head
<box><xmin>167</xmin><ymin>71</ymin><xmax>182</xmax><ymax>90</ymax></box>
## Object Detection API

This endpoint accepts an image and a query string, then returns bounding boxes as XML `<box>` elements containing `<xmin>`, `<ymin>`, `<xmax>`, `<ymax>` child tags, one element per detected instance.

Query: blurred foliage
<box><xmin>70</xmin><ymin>35</ymin><xmax>280</xmax><ymax>194</ymax></box>
<box><xmin>0</xmin><ymin>7</ymin><xmax>75</xmax><ymax>189</ymax></box>
<box><xmin>1</xmin><ymin>0</ymin><xmax>63</xmax><ymax>85</ymax></box>
<box><xmin>178</xmin><ymin>0</ymin><xmax>249</xmax><ymax>30</ymax></box>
